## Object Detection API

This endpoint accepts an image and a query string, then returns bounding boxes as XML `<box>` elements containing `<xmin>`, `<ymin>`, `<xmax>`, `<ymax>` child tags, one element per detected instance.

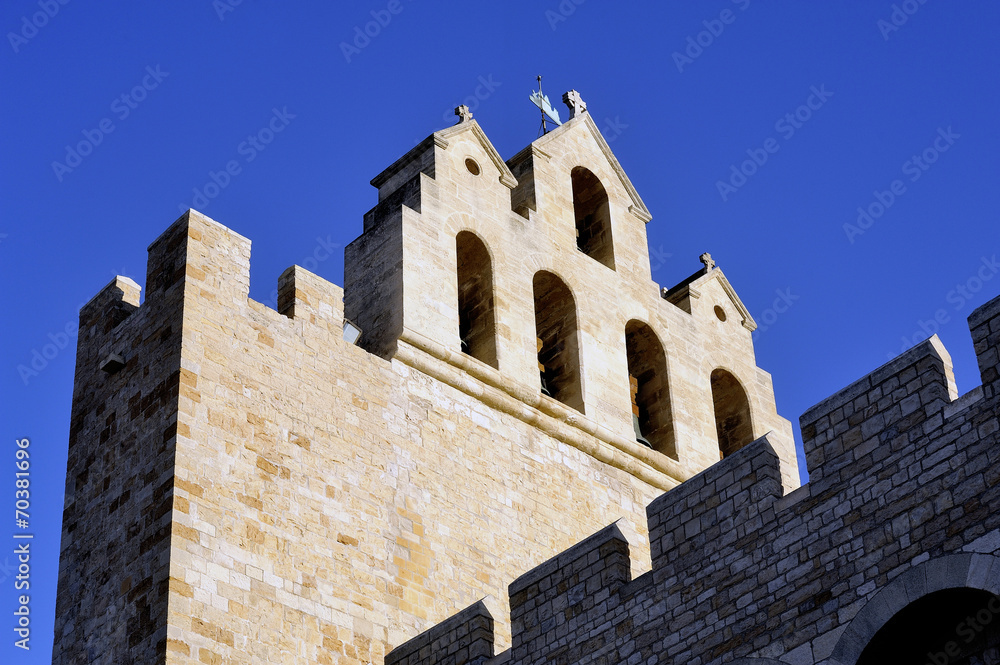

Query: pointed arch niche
<box><xmin>625</xmin><ymin>320</ymin><xmax>676</xmax><ymax>458</ymax></box>
<box><xmin>456</xmin><ymin>231</ymin><xmax>498</xmax><ymax>368</ymax></box>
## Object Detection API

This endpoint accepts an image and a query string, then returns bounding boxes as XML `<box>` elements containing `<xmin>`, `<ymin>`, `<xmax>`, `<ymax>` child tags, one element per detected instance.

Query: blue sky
<box><xmin>2</xmin><ymin>1</ymin><xmax>998</xmax><ymax>661</ymax></box>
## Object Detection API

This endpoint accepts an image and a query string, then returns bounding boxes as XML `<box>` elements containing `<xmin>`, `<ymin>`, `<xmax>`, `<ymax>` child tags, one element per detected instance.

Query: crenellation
<box><xmin>970</xmin><ymin>295</ymin><xmax>1000</xmax><ymax>398</ymax></box>
<box><xmin>79</xmin><ymin>275</ymin><xmax>141</xmax><ymax>336</ymax></box>
<box><xmin>398</xmin><ymin>290</ymin><xmax>1000</xmax><ymax>665</ymax></box>
<box><xmin>58</xmin><ymin>92</ymin><xmax>1000</xmax><ymax>665</ymax></box>
<box><xmin>507</xmin><ymin>522</ymin><xmax>632</xmax><ymax>665</ymax></box>
<box><xmin>276</xmin><ymin>264</ymin><xmax>344</xmax><ymax>336</ymax></box>
<box><xmin>800</xmin><ymin>335</ymin><xmax>958</xmax><ymax>484</ymax></box>
<box><xmin>647</xmin><ymin>434</ymin><xmax>783</xmax><ymax>578</ymax></box>
<box><xmin>384</xmin><ymin>599</ymin><xmax>496</xmax><ymax>665</ymax></box>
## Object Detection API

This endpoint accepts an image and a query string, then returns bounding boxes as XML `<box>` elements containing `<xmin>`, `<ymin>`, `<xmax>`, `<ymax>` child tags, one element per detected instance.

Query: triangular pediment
<box><xmin>532</xmin><ymin>113</ymin><xmax>652</xmax><ymax>223</ymax></box>
<box><xmin>664</xmin><ymin>266</ymin><xmax>758</xmax><ymax>332</ymax></box>
<box><xmin>436</xmin><ymin>119</ymin><xmax>518</xmax><ymax>189</ymax></box>
<box><xmin>370</xmin><ymin>119</ymin><xmax>517</xmax><ymax>192</ymax></box>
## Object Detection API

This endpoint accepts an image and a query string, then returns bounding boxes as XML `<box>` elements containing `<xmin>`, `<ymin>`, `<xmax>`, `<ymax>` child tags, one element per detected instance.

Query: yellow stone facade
<box><xmin>54</xmin><ymin>98</ymin><xmax>798</xmax><ymax>664</ymax></box>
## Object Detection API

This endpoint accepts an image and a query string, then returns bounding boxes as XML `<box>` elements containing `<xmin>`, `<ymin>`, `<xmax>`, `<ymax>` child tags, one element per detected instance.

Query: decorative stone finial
<box><xmin>699</xmin><ymin>253</ymin><xmax>716</xmax><ymax>270</ymax></box>
<box><xmin>562</xmin><ymin>90</ymin><xmax>587</xmax><ymax>119</ymax></box>
<box><xmin>455</xmin><ymin>105</ymin><xmax>473</xmax><ymax>124</ymax></box>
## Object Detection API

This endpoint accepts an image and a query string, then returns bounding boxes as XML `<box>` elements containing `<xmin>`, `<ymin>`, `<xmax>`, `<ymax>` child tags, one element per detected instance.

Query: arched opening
<box><xmin>533</xmin><ymin>271</ymin><xmax>584</xmax><ymax>412</ymax></box>
<box><xmin>456</xmin><ymin>231</ymin><xmax>498</xmax><ymax>368</ymax></box>
<box><xmin>857</xmin><ymin>589</ymin><xmax>1000</xmax><ymax>664</ymax></box>
<box><xmin>625</xmin><ymin>321</ymin><xmax>676</xmax><ymax>458</ymax></box>
<box><xmin>711</xmin><ymin>369</ymin><xmax>753</xmax><ymax>459</ymax></box>
<box><xmin>571</xmin><ymin>167</ymin><xmax>614</xmax><ymax>269</ymax></box>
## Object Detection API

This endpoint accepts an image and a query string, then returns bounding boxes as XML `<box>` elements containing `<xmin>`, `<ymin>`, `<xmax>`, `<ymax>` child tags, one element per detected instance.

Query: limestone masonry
<box><xmin>55</xmin><ymin>93</ymin><xmax>999</xmax><ymax>664</ymax></box>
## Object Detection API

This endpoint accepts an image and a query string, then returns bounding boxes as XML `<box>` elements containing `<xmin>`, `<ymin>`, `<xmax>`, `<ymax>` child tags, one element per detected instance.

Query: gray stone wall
<box><xmin>393</xmin><ymin>292</ymin><xmax>1000</xmax><ymax>664</ymax></box>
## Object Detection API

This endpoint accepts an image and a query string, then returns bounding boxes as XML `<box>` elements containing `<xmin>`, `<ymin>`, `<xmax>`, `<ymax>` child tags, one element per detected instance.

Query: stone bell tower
<box><xmin>55</xmin><ymin>90</ymin><xmax>797</xmax><ymax>664</ymax></box>
<box><xmin>344</xmin><ymin>92</ymin><xmax>798</xmax><ymax>487</ymax></box>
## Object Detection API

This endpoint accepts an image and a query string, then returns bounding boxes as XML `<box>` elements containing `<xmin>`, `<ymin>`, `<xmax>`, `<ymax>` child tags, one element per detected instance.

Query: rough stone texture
<box><xmin>395</xmin><ymin>293</ymin><xmax>1000</xmax><ymax>664</ymax></box>
<box><xmin>54</xmin><ymin>106</ymin><xmax>800</xmax><ymax>664</ymax></box>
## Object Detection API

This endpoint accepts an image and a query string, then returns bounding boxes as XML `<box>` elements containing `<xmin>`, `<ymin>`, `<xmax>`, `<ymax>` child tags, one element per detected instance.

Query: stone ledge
<box><xmin>395</xmin><ymin>328</ymin><xmax>689</xmax><ymax>491</ymax></box>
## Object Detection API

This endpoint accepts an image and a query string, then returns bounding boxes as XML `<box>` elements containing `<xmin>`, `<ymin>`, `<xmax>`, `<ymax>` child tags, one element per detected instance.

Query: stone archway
<box><xmin>831</xmin><ymin>553</ymin><xmax>1000</xmax><ymax>665</ymax></box>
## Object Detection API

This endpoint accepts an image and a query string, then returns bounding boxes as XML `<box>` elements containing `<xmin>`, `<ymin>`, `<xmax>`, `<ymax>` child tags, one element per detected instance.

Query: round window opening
<box><xmin>465</xmin><ymin>158</ymin><xmax>481</xmax><ymax>176</ymax></box>
<box><xmin>714</xmin><ymin>305</ymin><xmax>727</xmax><ymax>322</ymax></box>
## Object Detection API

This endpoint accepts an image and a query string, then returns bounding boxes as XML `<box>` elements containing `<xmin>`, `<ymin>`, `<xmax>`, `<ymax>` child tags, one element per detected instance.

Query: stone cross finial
<box><xmin>455</xmin><ymin>105</ymin><xmax>473</xmax><ymax>124</ymax></box>
<box><xmin>562</xmin><ymin>90</ymin><xmax>587</xmax><ymax>119</ymax></box>
<box><xmin>699</xmin><ymin>253</ymin><xmax>716</xmax><ymax>270</ymax></box>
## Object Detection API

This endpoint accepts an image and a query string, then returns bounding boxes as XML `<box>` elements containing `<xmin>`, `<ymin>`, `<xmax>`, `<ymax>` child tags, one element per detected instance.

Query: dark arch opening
<box><xmin>571</xmin><ymin>167</ymin><xmax>614</xmax><ymax>269</ymax></box>
<box><xmin>857</xmin><ymin>589</ymin><xmax>1000</xmax><ymax>665</ymax></box>
<box><xmin>625</xmin><ymin>321</ymin><xmax>676</xmax><ymax>458</ymax></box>
<box><xmin>533</xmin><ymin>271</ymin><xmax>584</xmax><ymax>413</ymax></box>
<box><xmin>456</xmin><ymin>231</ymin><xmax>498</xmax><ymax>368</ymax></box>
<box><xmin>711</xmin><ymin>368</ymin><xmax>753</xmax><ymax>458</ymax></box>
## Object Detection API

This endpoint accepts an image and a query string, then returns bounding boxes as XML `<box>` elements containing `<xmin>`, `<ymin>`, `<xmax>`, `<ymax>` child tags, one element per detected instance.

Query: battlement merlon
<box><xmin>384</xmin><ymin>598</ymin><xmax>497</xmax><ymax>665</ymax></box>
<box><xmin>71</xmin><ymin>209</ymin><xmax>242</xmax><ymax>391</ymax></box>
<box><xmin>276</xmin><ymin>264</ymin><xmax>344</xmax><ymax>337</ymax></box>
<box><xmin>80</xmin><ymin>210</ymin><xmax>347</xmax><ymax>375</ymax></box>
<box><xmin>78</xmin><ymin>275</ymin><xmax>141</xmax><ymax>336</ymax></box>
<box><xmin>969</xmin><ymin>295</ymin><xmax>1000</xmax><ymax>399</ymax></box>
<box><xmin>799</xmin><ymin>335</ymin><xmax>958</xmax><ymax>486</ymax></box>
<box><xmin>75</xmin><ymin>275</ymin><xmax>142</xmax><ymax>374</ymax></box>
<box><xmin>645</xmin><ymin>433</ymin><xmax>783</xmax><ymax>576</ymax></box>
<box><xmin>508</xmin><ymin>520</ymin><xmax>635</xmax><ymax>663</ymax></box>
<box><xmin>800</xmin><ymin>293</ymin><xmax>1000</xmax><ymax>486</ymax></box>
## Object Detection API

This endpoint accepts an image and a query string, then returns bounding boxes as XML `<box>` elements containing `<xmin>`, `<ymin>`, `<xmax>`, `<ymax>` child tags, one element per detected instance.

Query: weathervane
<box><xmin>529</xmin><ymin>75</ymin><xmax>562</xmax><ymax>137</ymax></box>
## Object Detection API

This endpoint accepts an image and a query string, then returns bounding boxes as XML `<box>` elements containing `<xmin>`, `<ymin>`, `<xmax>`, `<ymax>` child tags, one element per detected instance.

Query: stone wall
<box><xmin>55</xmin><ymin>103</ymin><xmax>804</xmax><ymax>664</ymax></box>
<box><xmin>55</xmin><ymin>211</ymin><xmax>672</xmax><ymax>664</ymax></box>
<box><xmin>389</xmin><ymin>292</ymin><xmax>1000</xmax><ymax>664</ymax></box>
<box><xmin>54</xmin><ymin>224</ymin><xmax>194</xmax><ymax>662</ymax></box>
